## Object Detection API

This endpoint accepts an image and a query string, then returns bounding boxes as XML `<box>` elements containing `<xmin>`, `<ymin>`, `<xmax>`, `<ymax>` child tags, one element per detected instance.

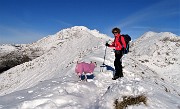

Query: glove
<box><xmin>105</xmin><ymin>43</ymin><xmax>109</xmax><ymax>47</ymax></box>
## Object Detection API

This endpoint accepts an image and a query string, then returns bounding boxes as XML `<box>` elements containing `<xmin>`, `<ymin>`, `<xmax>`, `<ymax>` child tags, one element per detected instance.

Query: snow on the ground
<box><xmin>130</xmin><ymin>31</ymin><xmax>180</xmax><ymax>87</ymax></box>
<box><xmin>0</xmin><ymin>26</ymin><xmax>109</xmax><ymax>96</ymax></box>
<box><xmin>0</xmin><ymin>27</ymin><xmax>180</xmax><ymax>109</ymax></box>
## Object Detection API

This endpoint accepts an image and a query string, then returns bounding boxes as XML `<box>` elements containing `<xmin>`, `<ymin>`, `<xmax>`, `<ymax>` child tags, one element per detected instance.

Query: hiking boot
<box><xmin>112</xmin><ymin>76</ymin><xmax>119</xmax><ymax>80</ymax></box>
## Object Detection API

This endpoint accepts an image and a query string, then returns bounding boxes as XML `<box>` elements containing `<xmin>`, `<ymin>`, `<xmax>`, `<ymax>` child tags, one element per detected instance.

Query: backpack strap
<box><xmin>119</xmin><ymin>35</ymin><xmax>124</xmax><ymax>48</ymax></box>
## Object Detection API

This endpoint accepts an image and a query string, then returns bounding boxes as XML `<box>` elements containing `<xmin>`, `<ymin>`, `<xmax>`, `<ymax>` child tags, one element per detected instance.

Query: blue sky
<box><xmin>0</xmin><ymin>0</ymin><xmax>179</xmax><ymax>44</ymax></box>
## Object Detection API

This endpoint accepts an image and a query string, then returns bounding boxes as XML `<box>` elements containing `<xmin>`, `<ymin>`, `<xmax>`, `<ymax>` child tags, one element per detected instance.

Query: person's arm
<box><xmin>108</xmin><ymin>41</ymin><xmax>115</xmax><ymax>47</ymax></box>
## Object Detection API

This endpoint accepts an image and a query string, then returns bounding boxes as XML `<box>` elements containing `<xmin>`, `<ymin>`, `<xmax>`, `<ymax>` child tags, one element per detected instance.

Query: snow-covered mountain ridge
<box><xmin>130</xmin><ymin>31</ymin><xmax>180</xmax><ymax>86</ymax></box>
<box><xmin>0</xmin><ymin>26</ymin><xmax>179</xmax><ymax>109</ymax></box>
<box><xmin>0</xmin><ymin>26</ymin><xmax>109</xmax><ymax>96</ymax></box>
<box><xmin>0</xmin><ymin>26</ymin><xmax>107</xmax><ymax>59</ymax></box>
<box><xmin>30</xmin><ymin>26</ymin><xmax>108</xmax><ymax>52</ymax></box>
<box><xmin>0</xmin><ymin>26</ymin><xmax>109</xmax><ymax>73</ymax></box>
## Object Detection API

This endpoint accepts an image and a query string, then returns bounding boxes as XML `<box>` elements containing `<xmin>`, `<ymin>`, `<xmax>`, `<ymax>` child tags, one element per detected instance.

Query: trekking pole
<box><xmin>100</xmin><ymin>46</ymin><xmax>107</xmax><ymax>72</ymax></box>
<box><xmin>100</xmin><ymin>40</ymin><xmax>109</xmax><ymax>72</ymax></box>
<box><xmin>102</xmin><ymin>46</ymin><xmax>107</xmax><ymax>66</ymax></box>
<box><xmin>103</xmin><ymin>40</ymin><xmax>110</xmax><ymax>64</ymax></box>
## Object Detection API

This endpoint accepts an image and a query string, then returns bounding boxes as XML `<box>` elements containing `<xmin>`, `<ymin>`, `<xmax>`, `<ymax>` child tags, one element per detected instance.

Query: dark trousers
<box><xmin>114</xmin><ymin>50</ymin><xmax>123</xmax><ymax>77</ymax></box>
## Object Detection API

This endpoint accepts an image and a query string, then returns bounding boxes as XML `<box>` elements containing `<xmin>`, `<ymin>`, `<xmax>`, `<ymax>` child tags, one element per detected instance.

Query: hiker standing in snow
<box><xmin>105</xmin><ymin>27</ymin><xmax>126</xmax><ymax>80</ymax></box>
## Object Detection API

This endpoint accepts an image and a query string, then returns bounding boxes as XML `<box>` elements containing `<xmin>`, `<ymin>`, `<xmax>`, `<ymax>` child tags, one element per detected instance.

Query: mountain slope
<box><xmin>130</xmin><ymin>31</ymin><xmax>180</xmax><ymax>87</ymax></box>
<box><xmin>0</xmin><ymin>26</ymin><xmax>109</xmax><ymax>96</ymax></box>
<box><xmin>0</xmin><ymin>27</ymin><xmax>179</xmax><ymax>109</ymax></box>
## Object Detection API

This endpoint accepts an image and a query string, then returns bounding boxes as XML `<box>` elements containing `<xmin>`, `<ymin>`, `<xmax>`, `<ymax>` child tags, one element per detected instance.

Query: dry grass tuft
<box><xmin>114</xmin><ymin>95</ymin><xmax>147</xmax><ymax>109</ymax></box>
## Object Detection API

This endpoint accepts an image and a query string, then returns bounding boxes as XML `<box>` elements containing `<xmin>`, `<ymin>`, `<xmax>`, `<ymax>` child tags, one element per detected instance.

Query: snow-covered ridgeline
<box><xmin>130</xmin><ymin>31</ymin><xmax>180</xmax><ymax>87</ymax></box>
<box><xmin>30</xmin><ymin>26</ymin><xmax>109</xmax><ymax>52</ymax></box>
<box><xmin>0</xmin><ymin>26</ymin><xmax>109</xmax><ymax>96</ymax></box>
<box><xmin>0</xmin><ymin>26</ymin><xmax>109</xmax><ymax>59</ymax></box>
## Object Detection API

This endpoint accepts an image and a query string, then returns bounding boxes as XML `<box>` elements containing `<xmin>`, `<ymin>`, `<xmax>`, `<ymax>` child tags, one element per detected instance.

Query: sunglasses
<box><xmin>113</xmin><ymin>31</ymin><xmax>118</xmax><ymax>34</ymax></box>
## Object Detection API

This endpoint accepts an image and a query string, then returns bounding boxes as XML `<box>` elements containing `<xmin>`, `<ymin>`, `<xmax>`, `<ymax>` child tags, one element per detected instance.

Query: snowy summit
<box><xmin>0</xmin><ymin>26</ymin><xmax>180</xmax><ymax>109</ymax></box>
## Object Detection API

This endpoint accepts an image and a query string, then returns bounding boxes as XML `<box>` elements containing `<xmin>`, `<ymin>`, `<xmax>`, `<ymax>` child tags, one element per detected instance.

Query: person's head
<box><xmin>112</xmin><ymin>27</ymin><xmax>121</xmax><ymax>35</ymax></box>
